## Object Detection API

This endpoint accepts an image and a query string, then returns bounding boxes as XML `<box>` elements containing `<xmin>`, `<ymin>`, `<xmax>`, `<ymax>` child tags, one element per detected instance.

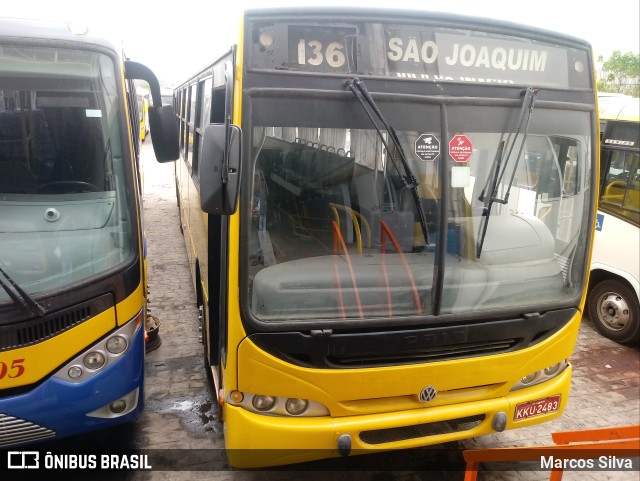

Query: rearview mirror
<box><xmin>199</xmin><ymin>124</ymin><xmax>242</xmax><ymax>215</ymax></box>
<box><xmin>124</xmin><ymin>60</ymin><xmax>179</xmax><ymax>162</ymax></box>
<box><xmin>148</xmin><ymin>106</ymin><xmax>179</xmax><ymax>162</ymax></box>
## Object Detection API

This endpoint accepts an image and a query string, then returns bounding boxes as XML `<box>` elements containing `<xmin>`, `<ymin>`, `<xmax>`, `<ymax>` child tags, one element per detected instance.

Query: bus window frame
<box><xmin>599</xmin><ymin>144</ymin><xmax>640</xmax><ymax>227</ymax></box>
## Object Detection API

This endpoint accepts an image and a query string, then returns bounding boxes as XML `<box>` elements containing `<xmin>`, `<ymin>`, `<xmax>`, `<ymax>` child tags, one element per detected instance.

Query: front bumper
<box><xmin>224</xmin><ymin>365</ymin><xmax>571</xmax><ymax>467</ymax></box>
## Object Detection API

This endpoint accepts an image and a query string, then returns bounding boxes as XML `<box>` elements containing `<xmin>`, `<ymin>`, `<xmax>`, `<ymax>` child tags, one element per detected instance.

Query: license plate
<box><xmin>514</xmin><ymin>395</ymin><xmax>561</xmax><ymax>420</ymax></box>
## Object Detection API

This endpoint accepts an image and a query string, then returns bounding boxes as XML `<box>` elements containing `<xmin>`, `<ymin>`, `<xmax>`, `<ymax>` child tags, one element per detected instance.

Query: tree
<box><xmin>597</xmin><ymin>51</ymin><xmax>640</xmax><ymax>97</ymax></box>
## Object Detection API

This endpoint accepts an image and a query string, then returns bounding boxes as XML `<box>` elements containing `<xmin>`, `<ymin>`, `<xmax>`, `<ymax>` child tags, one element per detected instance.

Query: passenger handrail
<box><xmin>328</xmin><ymin>203</ymin><xmax>371</xmax><ymax>254</ymax></box>
<box><xmin>332</xmin><ymin>221</ymin><xmax>363</xmax><ymax>318</ymax></box>
<box><xmin>380</xmin><ymin>220</ymin><xmax>422</xmax><ymax>314</ymax></box>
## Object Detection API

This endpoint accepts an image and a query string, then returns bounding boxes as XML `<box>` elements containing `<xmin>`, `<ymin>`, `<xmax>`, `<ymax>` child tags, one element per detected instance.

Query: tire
<box><xmin>587</xmin><ymin>279</ymin><xmax>640</xmax><ymax>344</ymax></box>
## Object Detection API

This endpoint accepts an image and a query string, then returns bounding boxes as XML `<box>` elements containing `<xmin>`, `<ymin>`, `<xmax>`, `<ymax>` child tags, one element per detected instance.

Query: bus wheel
<box><xmin>587</xmin><ymin>279</ymin><xmax>640</xmax><ymax>344</ymax></box>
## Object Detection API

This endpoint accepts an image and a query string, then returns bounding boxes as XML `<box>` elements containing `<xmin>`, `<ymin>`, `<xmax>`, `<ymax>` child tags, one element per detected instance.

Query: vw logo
<box><xmin>418</xmin><ymin>386</ymin><xmax>437</xmax><ymax>403</ymax></box>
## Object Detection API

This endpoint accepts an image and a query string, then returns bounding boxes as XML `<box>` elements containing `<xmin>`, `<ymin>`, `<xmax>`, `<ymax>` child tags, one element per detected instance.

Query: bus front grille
<box><xmin>328</xmin><ymin>339</ymin><xmax>518</xmax><ymax>367</ymax></box>
<box><xmin>359</xmin><ymin>415</ymin><xmax>485</xmax><ymax>445</ymax></box>
<box><xmin>248</xmin><ymin>309</ymin><xmax>573</xmax><ymax>369</ymax></box>
<box><xmin>0</xmin><ymin>414</ymin><xmax>55</xmax><ymax>447</ymax></box>
<box><xmin>0</xmin><ymin>293</ymin><xmax>113</xmax><ymax>352</ymax></box>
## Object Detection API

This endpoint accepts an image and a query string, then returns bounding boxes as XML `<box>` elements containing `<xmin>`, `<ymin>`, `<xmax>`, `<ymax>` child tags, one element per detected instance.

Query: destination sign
<box><xmin>249</xmin><ymin>21</ymin><xmax>591</xmax><ymax>89</ymax></box>
<box><xmin>388</xmin><ymin>32</ymin><xmax>569</xmax><ymax>87</ymax></box>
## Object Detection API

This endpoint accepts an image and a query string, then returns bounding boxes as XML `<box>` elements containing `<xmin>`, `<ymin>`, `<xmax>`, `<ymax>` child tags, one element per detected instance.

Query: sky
<box><xmin>3</xmin><ymin>0</ymin><xmax>639</xmax><ymax>86</ymax></box>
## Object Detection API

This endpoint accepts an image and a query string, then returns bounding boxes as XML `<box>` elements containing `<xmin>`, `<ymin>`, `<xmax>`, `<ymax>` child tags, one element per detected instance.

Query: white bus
<box><xmin>588</xmin><ymin>94</ymin><xmax>639</xmax><ymax>344</ymax></box>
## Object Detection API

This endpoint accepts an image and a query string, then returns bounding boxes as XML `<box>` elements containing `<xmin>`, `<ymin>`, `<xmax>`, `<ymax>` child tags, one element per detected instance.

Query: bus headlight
<box><xmin>544</xmin><ymin>363</ymin><xmax>562</xmax><ymax>376</ymax></box>
<box><xmin>511</xmin><ymin>360</ymin><xmax>569</xmax><ymax>391</ymax></box>
<box><xmin>285</xmin><ymin>398</ymin><xmax>309</xmax><ymax>415</ymax></box>
<box><xmin>252</xmin><ymin>395</ymin><xmax>276</xmax><ymax>412</ymax></box>
<box><xmin>520</xmin><ymin>372</ymin><xmax>539</xmax><ymax>385</ymax></box>
<box><xmin>68</xmin><ymin>366</ymin><xmax>83</xmax><ymax>379</ymax></box>
<box><xmin>83</xmin><ymin>351</ymin><xmax>106</xmax><ymax>370</ymax></box>
<box><xmin>106</xmin><ymin>335</ymin><xmax>128</xmax><ymax>354</ymax></box>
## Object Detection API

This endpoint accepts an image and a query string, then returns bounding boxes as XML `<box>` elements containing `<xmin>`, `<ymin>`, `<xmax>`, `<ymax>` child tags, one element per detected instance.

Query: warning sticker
<box><xmin>415</xmin><ymin>133</ymin><xmax>440</xmax><ymax>161</ymax></box>
<box><xmin>449</xmin><ymin>134</ymin><xmax>473</xmax><ymax>163</ymax></box>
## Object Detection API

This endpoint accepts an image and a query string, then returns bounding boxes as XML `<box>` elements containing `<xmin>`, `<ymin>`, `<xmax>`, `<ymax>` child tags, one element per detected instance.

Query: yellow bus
<box><xmin>173</xmin><ymin>8</ymin><xmax>598</xmax><ymax>467</ymax></box>
<box><xmin>137</xmin><ymin>90</ymin><xmax>150</xmax><ymax>143</ymax></box>
<box><xmin>588</xmin><ymin>94</ymin><xmax>639</xmax><ymax>343</ymax></box>
<box><xmin>0</xmin><ymin>18</ymin><xmax>178</xmax><ymax>446</ymax></box>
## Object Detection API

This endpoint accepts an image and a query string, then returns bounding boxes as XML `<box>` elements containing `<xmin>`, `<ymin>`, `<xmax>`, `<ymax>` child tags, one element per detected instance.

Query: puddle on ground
<box><xmin>146</xmin><ymin>395</ymin><xmax>222</xmax><ymax>435</ymax></box>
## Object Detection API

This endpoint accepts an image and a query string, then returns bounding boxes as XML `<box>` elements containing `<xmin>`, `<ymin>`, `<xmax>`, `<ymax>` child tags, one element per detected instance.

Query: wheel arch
<box><xmin>589</xmin><ymin>267</ymin><xmax>640</xmax><ymax>301</ymax></box>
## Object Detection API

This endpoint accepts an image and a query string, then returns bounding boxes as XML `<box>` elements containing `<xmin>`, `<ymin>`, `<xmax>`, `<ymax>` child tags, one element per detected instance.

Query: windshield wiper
<box><xmin>476</xmin><ymin>87</ymin><xmax>539</xmax><ymax>259</ymax></box>
<box><xmin>0</xmin><ymin>264</ymin><xmax>46</xmax><ymax>317</ymax></box>
<box><xmin>343</xmin><ymin>77</ymin><xmax>431</xmax><ymax>246</ymax></box>
<box><xmin>103</xmin><ymin>139</ymin><xmax>113</xmax><ymax>190</ymax></box>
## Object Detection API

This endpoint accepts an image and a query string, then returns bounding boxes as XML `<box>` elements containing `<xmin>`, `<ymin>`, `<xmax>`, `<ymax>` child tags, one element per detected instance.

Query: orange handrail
<box><xmin>332</xmin><ymin>221</ymin><xmax>363</xmax><ymax>318</ymax></box>
<box><xmin>380</xmin><ymin>220</ymin><xmax>422</xmax><ymax>315</ymax></box>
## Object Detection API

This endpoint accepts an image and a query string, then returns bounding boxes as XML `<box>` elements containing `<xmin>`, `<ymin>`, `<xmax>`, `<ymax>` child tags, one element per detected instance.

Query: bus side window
<box><xmin>194</xmin><ymin>76</ymin><xmax>213</xmax><ymax>180</ymax></box>
<box><xmin>184</xmin><ymin>84</ymin><xmax>196</xmax><ymax>169</ymax></box>
<box><xmin>179</xmin><ymin>88</ymin><xmax>187</xmax><ymax>156</ymax></box>
<box><xmin>600</xmin><ymin>150</ymin><xmax>640</xmax><ymax>223</ymax></box>
<box><xmin>211</xmin><ymin>87</ymin><xmax>225</xmax><ymax>123</ymax></box>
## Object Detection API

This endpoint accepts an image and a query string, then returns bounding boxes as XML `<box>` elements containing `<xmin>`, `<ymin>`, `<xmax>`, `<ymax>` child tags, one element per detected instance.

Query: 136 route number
<box><xmin>297</xmin><ymin>39</ymin><xmax>346</xmax><ymax>68</ymax></box>
<box><xmin>0</xmin><ymin>359</ymin><xmax>26</xmax><ymax>380</ymax></box>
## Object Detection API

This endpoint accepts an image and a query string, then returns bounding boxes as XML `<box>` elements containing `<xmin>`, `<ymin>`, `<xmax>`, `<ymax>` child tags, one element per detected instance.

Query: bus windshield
<box><xmin>0</xmin><ymin>46</ymin><xmax>132</xmax><ymax>301</ymax></box>
<box><xmin>247</xmin><ymin>93</ymin><xmax>592</xmax><ymax>322</ymax></box>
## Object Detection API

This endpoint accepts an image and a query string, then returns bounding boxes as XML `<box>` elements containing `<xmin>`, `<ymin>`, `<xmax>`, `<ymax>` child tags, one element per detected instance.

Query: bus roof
<box><xmin>598</xmin><ymin>94</ymin><xmax>640</xmax><ymax>122</ymax></box>
<box><xmin>0</xmin><ymin>17</ymin><xmax>119</xmax><ymax>54</ymax></box>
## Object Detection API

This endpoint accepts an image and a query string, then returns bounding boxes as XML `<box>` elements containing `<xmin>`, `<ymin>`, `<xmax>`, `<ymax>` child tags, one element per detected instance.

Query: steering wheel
<box><xmin>37</xmin><ymin>181</ymin><xmax>102</xmax><ymax>194</ymax></box>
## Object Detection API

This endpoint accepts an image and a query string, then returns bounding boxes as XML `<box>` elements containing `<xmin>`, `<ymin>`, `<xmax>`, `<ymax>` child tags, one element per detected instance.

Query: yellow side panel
<box><xmin>116</xmin><ymin>283</ymin><xmax>145</xmax><ymax>326</ymax></box>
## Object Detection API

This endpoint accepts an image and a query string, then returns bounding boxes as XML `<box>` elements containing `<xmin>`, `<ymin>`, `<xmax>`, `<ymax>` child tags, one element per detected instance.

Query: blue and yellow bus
<box><xmin>173</xmin><ymin>8</ymin><xmax>598</xmax><ymax>467</ymax></box>
<box><xmin>0</xmin><ymin>17</ymin><xmax>178</xmax><ymax>446</ymax></box>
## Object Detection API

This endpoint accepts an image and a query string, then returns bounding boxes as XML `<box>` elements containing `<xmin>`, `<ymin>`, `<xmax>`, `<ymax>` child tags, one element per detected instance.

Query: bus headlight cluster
<box><xmin>54</xmin><ymin>311</ymin><xmax>142</xmax><ymax>384</ymax></box>
<box><xmin>511</xmin><ymin>360</ymin><xmax>569</xmax><ymax>391</ymax></box>
<box><xmin>229</xmin><ymin>391</ymin><xmax>329</xmax><ymax>417</ymax></box>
